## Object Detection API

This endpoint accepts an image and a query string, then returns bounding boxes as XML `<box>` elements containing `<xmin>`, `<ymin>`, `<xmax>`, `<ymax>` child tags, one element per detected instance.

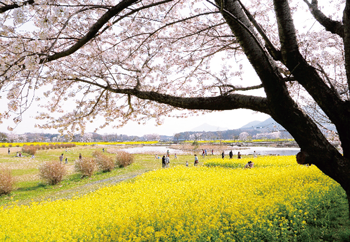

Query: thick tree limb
<box><xmin>343</xmin><ymin>1</ymin><xmax>350</xmax><ymax>90</ymax></box>
<box><xmin>274</xmin><ymin>0</ymin><xmax>350</xmax><ymax>158</ymax></box>
<box><xmin>69</xmin><ymin>77</ymin><xmax>271</xmax><ymax>114</ymax></box>
<box><xmin>237</xmin><ymin>0</ymin><xmax>281</xmax><ymax>61</ymax></box>
<box><xmin>273</xmin><ymin>0</ymin><xmax>299</xmax><ymax>60</ymax></box>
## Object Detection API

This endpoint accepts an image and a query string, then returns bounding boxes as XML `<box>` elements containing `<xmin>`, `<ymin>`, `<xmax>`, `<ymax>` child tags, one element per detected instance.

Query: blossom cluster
<box><xmin>0</xmin><ymin>157</ymin><xmax>340</xmax><ymax>241</ymax></box>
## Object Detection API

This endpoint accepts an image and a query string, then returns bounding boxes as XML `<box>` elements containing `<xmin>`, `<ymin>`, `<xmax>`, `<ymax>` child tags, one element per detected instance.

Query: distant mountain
<box><xmin>191</xmin><ymin>123</ymin><xmax>228</xmax><ymax>132</ymax></box>
<box><xmin>240</xmin><ymin>117</ymin><xmax>285</xmax><ymax>131</ymax></box>
<box><xmin>239</xmin><ymin>120</ymin><xmax>262</xmax><ymax>129</ymax></box>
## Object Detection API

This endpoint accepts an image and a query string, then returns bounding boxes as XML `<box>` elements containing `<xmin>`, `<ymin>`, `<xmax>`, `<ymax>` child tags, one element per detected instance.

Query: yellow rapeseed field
<box><xmin>0</xmin><ymin>156</ymin><xmax>340</xmax><ymax>241</ymax></box>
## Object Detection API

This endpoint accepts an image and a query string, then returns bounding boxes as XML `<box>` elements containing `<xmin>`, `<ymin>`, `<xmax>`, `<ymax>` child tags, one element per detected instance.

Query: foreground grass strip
<box><xmin>0</xmin><ymin>164</ymin><xmax>345</xmax><ymax>241</ymax></box>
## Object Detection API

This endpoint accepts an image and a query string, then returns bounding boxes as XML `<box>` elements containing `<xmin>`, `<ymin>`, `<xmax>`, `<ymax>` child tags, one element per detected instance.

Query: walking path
<box><xmin>16</xmin><ymin>171</ymin><xmax>147</xmax><ymax>207</ymax></box>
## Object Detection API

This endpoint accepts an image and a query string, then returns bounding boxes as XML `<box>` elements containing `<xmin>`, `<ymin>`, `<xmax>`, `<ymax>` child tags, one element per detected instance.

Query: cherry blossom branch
<box><xmin>98</xmin><ymin>0</ymin><xmax>176</xmax><ymax>36</ymax></box>
<box><xmin>0</xmin><ymin>0</ymin><xmax>34</xmax><ymax>13</ymax></box>
<box><xmin>41</xmin><ymin>0</ymin><xmax>140</xmax><ymax>63</ymax></box>
<box><xmin>217</xmin><ymin>84</ymin><xmax>264</xmax><ymax>94</ymax></box>
<box><xmin>303</xmin><ymin>0</ymin><xmax>344</xmax><ymax>38</ymax></box>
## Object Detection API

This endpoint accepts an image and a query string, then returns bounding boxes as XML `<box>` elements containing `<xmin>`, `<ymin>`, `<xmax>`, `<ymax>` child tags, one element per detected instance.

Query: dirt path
<box><xmin>16</xmin><ymin>170</ymin><xmax>148</xmax><ymax>206</ymax></box>
<box><xmin>0</xmin><ymin>147</ymin><xmax>22</xmax><ymax>155</ymax></box>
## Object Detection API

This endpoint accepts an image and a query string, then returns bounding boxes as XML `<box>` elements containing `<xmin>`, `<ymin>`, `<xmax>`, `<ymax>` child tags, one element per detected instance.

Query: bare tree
<box><xmin>1</xmin><ymin>0</ymin><xmax>350</xmax><ymax>214</ymax></box>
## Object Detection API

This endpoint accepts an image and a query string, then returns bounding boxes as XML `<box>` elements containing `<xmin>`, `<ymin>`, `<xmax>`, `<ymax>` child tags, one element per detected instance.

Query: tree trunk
<box><xmin>347</xmin><ymin>189</ymin><xmax>350</xmax><ymax>219</ymax></box>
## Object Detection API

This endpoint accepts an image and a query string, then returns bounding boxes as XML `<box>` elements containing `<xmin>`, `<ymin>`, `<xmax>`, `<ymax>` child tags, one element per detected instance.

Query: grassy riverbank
<box><xmin>0</xmin><ymin>146</ymin><xmax>215</xmax><ymax>206</ymax></box>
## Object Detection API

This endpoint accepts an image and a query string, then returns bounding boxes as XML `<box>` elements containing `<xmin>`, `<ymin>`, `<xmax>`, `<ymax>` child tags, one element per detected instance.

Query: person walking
<box><xmin>194</xmin><ymin>154</ymin><xmax>199</xmax><ymax>166</ymax></box>
<box><xmin>79</xmin><ymin>153</ymin><xmax>82</xmax><ymax>160</ymax></box>
<box><xmin>222</xmin><ymin>151</ymin><xmax>225</xmax><ymax>159</ymax></box>
<box><xmin>162</xmin><ymin>155</ymin><xmax>166</xmax><ymax>168</ymax></box>
<box><xmin>65</xmin><ymin>158</ymin><xmax>68</xmax><ymax>164</ymax></box>
<box><xmin>7</xmin><ymin>148</ymin><xmax>10</xmax><ymax>155</ymax></box>
<box><xmin>186</xmin><ymin>161</ymin><xmax>189</xmax><ymax>167</ymax></box>
<box><xmin>229</xmin><ymin>150</ymin><xmax>233</xmax><ymax>159</ymax></box>
<box><xmin>59</xmin><ymin>154</ymin><xmax>64</xmax><ymax>163</ymax></box>
<box><xmin>165</xmin><ymin>155</ymin><xmax>170</xmax><ymax>168</ymax></box>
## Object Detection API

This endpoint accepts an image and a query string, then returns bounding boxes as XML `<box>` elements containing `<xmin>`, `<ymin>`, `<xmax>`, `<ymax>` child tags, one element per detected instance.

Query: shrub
<box><xmin>93</xmin><ymin>150</ymin><xmax>115</xmax><ymax>172</ymax></box>
<box><xmin>39</xmin><ymin>161</ymin><xmax>67</xmax><ymax>185</ymax></box>
<box><xmin>75</xmin><ymin>158</ymin><xmax>97</xmax><ymax>177</ymax></box>
<box><xmin>92</xmin><ymin>150</ymin><xmax>103</xmax><ymax>158</ymax></box>
<box><xmin>0</xmin><ymin>169</ymin><xmax>15</xmax><ymax>195</ymax></box>
<box><xmin>22</xmin><ymin>146</ymin><xmax>37</xmax><ymax>156</ymax></box>
<box><xmin>115</xmin><ymin>151</ymin><xmax>134</xmax><ymax>168</ymax></box>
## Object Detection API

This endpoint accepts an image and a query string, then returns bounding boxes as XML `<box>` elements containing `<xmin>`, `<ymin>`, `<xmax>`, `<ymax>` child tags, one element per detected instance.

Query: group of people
<box><xmin>161</xmin><ymin>153</ymin><xmax>200</xmax><ymax>168</ymax></box>
<box><xmin>162</xmin><ymin>155</ymin><xmax>170</xmax><ymax>168</ymax></box>
<box><xmin>160</xmin><ymin>150</ymin><xmax>257</xmax><ymax>168</ymax></box>
<box><xmin>221</xmin><ymin>150</ymin><xmax>256</xmax><ymax>169</ymax></box>
<box><xmin>59</xmin><ymin>153</ymin><xmax>68</xmax><ymax>164</ymax></box>
<box><xmin>222</xmin><ymin>151</ymin><xmax>242</xmax><ymax>159</ymax></box>
<box><xmin>202</xmin><ymin>149</ymin><xmax>215</xmax><ymax>156</ymax></box>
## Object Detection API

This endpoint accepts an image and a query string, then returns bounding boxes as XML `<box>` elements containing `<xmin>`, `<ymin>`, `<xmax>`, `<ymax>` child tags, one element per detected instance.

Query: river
<box><xmin>122</xmin><ymin>146</ymin><xmax>300</xmax><ymax>156</ymax></box>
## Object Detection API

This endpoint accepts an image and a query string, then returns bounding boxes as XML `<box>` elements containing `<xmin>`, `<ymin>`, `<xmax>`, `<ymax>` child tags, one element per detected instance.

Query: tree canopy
<box><xmin>1</xmin><ymin>0</ymin><xmax>350</xmax><ymax>211</ymax></box>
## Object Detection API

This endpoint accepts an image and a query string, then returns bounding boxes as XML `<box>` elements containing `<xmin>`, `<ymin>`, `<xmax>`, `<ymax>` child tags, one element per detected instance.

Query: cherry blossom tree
<box><xmin>238</xmin><ymin>131</ymin><xmax>250</xmax><ymax>141</ymax></box>
<box><xmin>80</xmin><ymin>133</ymin><xmax>93</xmax><ymax>142</ymax></box>
<box><xmin>7</xmin><ymin>133</ymin><xmax>19</xmax><ymax>143</ymax></box>
<box><xmin>1</xmin><ymin>0</ymin><xmax>350</xmax><ymax>214</ymax></box>
<box><xmin>143</xmin><ymin>133</ymin><xmax>160</xmax><ymax>141</ymax></box>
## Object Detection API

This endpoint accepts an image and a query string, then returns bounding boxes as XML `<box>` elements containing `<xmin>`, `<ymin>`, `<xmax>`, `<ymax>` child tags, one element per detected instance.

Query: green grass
<box><xmin>0</xmin><ymin>146</ymin><xmax>214</xmax><ymax>206</ymax></box>
<box><xmin>11</xmin><ymin>168</ymin><xmax>38</xmax><ymax>176</ymax></box>
<box><xmin>302</xmin><ymin>186</ymin><xmax>350</xmax><ymax>241</ymax></box>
